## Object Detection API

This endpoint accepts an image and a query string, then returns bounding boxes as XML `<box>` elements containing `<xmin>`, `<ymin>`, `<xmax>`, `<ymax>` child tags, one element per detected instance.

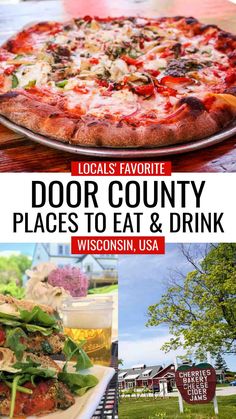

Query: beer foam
<box><xmin>63</xmin><ymin>309</ymin><xmax>112</xmax><ymax>329</ymax></box>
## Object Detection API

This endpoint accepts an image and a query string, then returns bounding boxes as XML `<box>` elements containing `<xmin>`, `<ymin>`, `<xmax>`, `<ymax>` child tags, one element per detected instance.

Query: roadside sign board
<box><xmin>175</xmin><ymin>363</ymin><xmax>217</xmax><ymax>404</ymax></box>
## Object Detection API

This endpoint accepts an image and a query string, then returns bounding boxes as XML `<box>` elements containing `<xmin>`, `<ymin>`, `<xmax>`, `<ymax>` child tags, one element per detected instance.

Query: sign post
<box><xmin>175</xmin><ymin>362</ymin><xmax>217</xmax><ymax>414</ymax></box>
<box><xmin>174</xmin><ymin>357</ymin><xmax>184</xmax><ymax>413</ymax></box>
<box><xmin>207</xmin><ymin>353</ymin><xmax>219</xmax><ymax>415</ymax></box>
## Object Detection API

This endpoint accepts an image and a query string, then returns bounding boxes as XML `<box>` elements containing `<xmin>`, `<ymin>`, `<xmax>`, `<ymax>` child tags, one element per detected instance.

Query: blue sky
<box><xmin>119</xmin><ymin>244</ymin><xmax>236</xmax><ymax>371</ymax></box>
<box><xmin>0</xmin><ymin>243</ymin><xmax>35</xmax><ymax>257</ymax></box>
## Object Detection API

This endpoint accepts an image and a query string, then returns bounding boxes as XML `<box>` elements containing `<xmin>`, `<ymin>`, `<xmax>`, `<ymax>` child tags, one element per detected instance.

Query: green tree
<box><xmin>215</xmin><ymin>353</ymin><xmax>228</xmax><ymax>371</ymax></box>
<box><xmin>0</xmin><ymin>254</ymin><xmax>31</xmax><ymax>286</ymax></box>
<box><xmin>146</xmin><ymin>244</ymin><xmax>236</xmax><ymax>357</ymax></box>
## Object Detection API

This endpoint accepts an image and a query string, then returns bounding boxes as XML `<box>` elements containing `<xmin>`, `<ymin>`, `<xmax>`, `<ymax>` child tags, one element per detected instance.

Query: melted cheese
<box><xmin>89</xmin><ymin>89</ymin><xmax>138</xmax><ymax>116</ymax></box>
<box><xmin>144</xmin><ymin>57</ymin><xmax>167</xmax><ymax>70</ymax></box>
<box><xmin>15</xmin><ymin>61</ymin><xmax>51</xmax><ymax>87</ymax></box>
<box><xmin>1</xmin><ymin>16</ymin><xmax>233</xmax><ymax>122</ymax></box>
<box><xmin>109</xmin><ymin>59</ymin><xmax>129</xmax><ymax>81</ymax></box>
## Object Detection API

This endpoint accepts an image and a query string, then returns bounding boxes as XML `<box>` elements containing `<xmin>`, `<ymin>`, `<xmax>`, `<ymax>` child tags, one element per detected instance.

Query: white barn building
<box><xmin>32</xmin><ymin>243</ymin><xmax>118</xmax><ymax>287</ymax></box>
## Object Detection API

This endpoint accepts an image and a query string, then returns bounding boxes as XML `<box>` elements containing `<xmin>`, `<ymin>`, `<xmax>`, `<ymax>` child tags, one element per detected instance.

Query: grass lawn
<box><xmin>88</xmin><ymin>284</ymin><xmax>118</xmax><ymax>294</ymax></box>
<box><xmin>119</xmin><ymin>396</ymin><xmax>236</xmax><ymax>419</ymax></box>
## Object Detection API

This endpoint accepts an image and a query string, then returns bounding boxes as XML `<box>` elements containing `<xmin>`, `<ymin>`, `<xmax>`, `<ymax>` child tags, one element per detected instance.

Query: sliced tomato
<box><xmin>84</xmin><ymin>15</ymin><xmax>93</xmax><ymax>22</ymax></box>
<box><xmin>164</xmin><ymin>101</ymin><xmax>173</xmax><ymax>111</ymax></box>
<box><xmin>147</xmin><ymin>53</ymin><xmax>156</xmax><ymax>60</ymax></box>
<box><xmin>134</xmin><ymin>83</ymin><xmax>154</xmax><ymax>96</ymax></box>
<box><xmin>23</xmin><ymin>396</ymin><xmax>55</xmax><ymax>415</ymax></box>
<box><xmin>218</xmin><ymin>63</ymin><xmax>228</xmax><ymax>71</ymax></box>
<box><xmin>73</xmin><ymin>85</ymin><xmax>89</xmax><ymax>94</ymax></box>
<box><xmin>160</xmin><ymin>76</ymin><xmax>192</xmax><ymax>85</ymax></box>
<box><xmin>225</xmin><ymin>69</ymin><xmax>236</xmax><ymax>85</ymax></box>
<box><xmin>121</xmin><ymin>55</ymin><xmax>142</xmax><ymax>67</ymax></box>
<box><xmin>145</xmin><ymin>69</ymin><xmax>160</xmax><ymax>77</ymax></box>
<box><xmin>0</xmin><ymin>328</ymin><xmax>5</xmax><ymax>344</ymax></box>
<box><xmin>89</xmin><ymin>57</ymin><xmax>99</xmax><ymax>65</ymax></box>
<box><xmin>156</xmin><ymin>85</ymin><xmax>177</xmax><ymax>97</ymax></box>
<box><xmin>139</xmin><ymin>38</ymin><xmax>145</xmax><ymax>49</ymax></box>
<box><xmin>37</xmin><ymin>381</ymin><xmax>51</xmax><ymax>394</ymax></box>
<box><xmin>0</xmin><ymin>74</ymin><xmax>5</xmax><ymax>89</ymax></box>
<box><xmin>4</xmin><ymin>65</ymin><xmax>15</xmax><ymax>75</ymax></box>
<box><xmin>96</xmin><ymin>78</ymin><xmax>109</xmax><ymax>87</ymax></box>
<box><xmin>213</xmin><ymin>69</ymin><xmax>222</xmax><ymax>78</ymax></box>
<box><xmin>0</xmin><ymin>382</ymin><xmax>9</xmax><ymax>394</ymax></box>
<box><xmin>160</xmin><ymin>49</ymin><xmax>173</xmax><ymax>58</ymax></box>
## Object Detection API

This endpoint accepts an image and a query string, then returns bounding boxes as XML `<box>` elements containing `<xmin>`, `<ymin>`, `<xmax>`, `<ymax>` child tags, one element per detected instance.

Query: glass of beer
<box><xmin>61</xmin><ymin>297</ymin><xmax>113</xmax><ymax>366</ymax></box>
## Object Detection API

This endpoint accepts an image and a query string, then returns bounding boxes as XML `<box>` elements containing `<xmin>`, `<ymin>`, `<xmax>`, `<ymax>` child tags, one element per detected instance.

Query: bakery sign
<box><xmin>175</xmin><ymin>363</ymin><xmax>217</xmax><ymax>404</ymax></box>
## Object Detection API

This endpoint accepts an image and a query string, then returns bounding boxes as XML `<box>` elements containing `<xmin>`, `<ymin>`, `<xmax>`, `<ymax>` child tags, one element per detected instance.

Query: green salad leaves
<box><xmin>63</xmin><ymin>337</ymin><xmax>93</xmax><ymax>372</ymax></box>
<box><xmin>0</xmin><ymin>306</ymin><xmax>61</xmax><ymax>342</ymax></box>
<box><xmin>19</xmin><ymin>306</ymin><xmax>58</xmax><ymax>327</ymax></box>
<box><xmin>0</xmin><ymin>306</ymin><xmax>99</xmax><ymax>418</ymax></box>
<box><xmin>58</xmin><ymin>372</ymin><xmax>99</xmax><ymax>396</ymax></box>
<box><xmin>5</xmin><ymin>327</ymin><xmax>27</xmax><ymax>360</ymax></box>
<box><xmin>0</xmin><ymin>358</ymin><xmax>58</xmax><ymax>418</ymax></box>
<box><xmin>58</xmin><ymin>337</ymin><xmax>98</xmax><ymax>397</ymax></box>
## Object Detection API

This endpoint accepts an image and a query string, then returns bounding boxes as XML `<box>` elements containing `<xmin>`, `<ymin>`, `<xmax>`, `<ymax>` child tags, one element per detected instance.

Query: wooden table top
<box><xmin>0</xmin><ymin>0</ymin><xmax>236</xmax><ymax>173</ymax></box>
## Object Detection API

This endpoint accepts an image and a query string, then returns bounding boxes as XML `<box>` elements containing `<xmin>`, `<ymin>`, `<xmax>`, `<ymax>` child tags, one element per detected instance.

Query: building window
<box><xmin>65</xmin><ymin>245</ymin><xmax>70</xmax><ymax>255</ymax></box>
<box><xmin>58</xmin><ymin>245</ymin><xmax>63</xmax><ymax>255</ymax></box>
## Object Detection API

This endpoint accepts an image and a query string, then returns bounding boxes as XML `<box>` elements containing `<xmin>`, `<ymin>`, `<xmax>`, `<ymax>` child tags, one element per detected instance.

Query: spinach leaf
<box><xmin>58</xmin><ymin>372</ymin><xmax>98</xmax><ymax>396</ymax></box>
<box><xmin>19</xmin><ymin>306</ymin><xmax>58</xmax><ymax>328</ymax></box>
<box><xmin>13</xmin><ymin>358</ymin><xmax>57</xmax><ymax>379</ymax></box>
<box><xmin>63</xmin><ymin>337</ymin><xmax>93</xmax><ymax>372</ymax></box>
<box><xmin>5</xmin><ymin>328</ymin><xmax>27</xmax><ymax>360</ymax></box>
<box><xmin>24</xmin><ymin>324</ymin><xmax>55</xmax><ymax>336</ymax></box>
<box><xmin>0</xmin><ymin>306</ymin><xmax>60</xmax><ymax>334</ymax></box>
<box><xmin>0</xmin><ymin>317</ymin><xmax>21</xmax><ymax>327</ymax></box>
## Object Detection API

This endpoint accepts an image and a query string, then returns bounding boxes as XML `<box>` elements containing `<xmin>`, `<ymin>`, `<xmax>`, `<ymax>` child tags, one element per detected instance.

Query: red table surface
<box><xmin>0</xmin><ymin>0</ymin><xmax>235</xmax><ymax>172</ymax></box>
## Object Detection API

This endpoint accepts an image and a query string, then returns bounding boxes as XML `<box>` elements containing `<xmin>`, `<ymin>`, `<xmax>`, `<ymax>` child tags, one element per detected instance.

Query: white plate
<box><xmin>2</xmin><ymin>363</ymin><xmax>115</xmax><ymax>419</ymax></box>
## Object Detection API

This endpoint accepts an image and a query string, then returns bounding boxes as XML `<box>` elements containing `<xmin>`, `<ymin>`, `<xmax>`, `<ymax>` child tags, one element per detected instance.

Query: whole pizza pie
<box><xmin>0</xmin><ymin>16</ymin><xmax>235</xmax><ymax>148</ymax></box>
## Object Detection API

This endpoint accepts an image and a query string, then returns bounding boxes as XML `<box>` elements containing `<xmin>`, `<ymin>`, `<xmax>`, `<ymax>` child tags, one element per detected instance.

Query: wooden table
<box><xmin>0</xmin><ymin>0</ymin><xmax>236</xmax><ymax>172</ymax></box>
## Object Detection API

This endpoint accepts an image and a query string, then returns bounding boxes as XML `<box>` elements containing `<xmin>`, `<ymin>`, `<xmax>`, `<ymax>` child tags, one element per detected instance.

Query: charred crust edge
<box><xmin>178</xmin><ymin>96</ymin><xmax>206</xmax><ymax>113</ymax></box>
<box><xmin>0</xmin><ymin>91</ymin><xmax>19</xmax><ymax>101</ymax></box>
<box><xmin>224</xmin><ymin>86</ymin><xmax>236</xmax><ymax>96</ymax></box>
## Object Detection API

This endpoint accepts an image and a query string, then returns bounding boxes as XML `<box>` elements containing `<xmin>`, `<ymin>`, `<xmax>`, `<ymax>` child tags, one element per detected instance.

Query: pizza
<box><xmin>0</xmin><ymin>15</ymin><xmax>235</xmax><ymax>148</ymax></box>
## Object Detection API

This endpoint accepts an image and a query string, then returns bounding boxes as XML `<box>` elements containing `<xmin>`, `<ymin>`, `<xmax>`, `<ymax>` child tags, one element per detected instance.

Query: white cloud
<box><xmin>0</xmin><ymin>250</ymin><xmax>21</xmax><ymax>257</ymax></box>
<box><xmin>0</xmin><ymin>250</ymin><xmax>32</xmax><ymax>259</ymax></box>
<box><xmin>119</xmin><ymin>334</ymin><xmax>187</xmax><ymax>368</ymax></box>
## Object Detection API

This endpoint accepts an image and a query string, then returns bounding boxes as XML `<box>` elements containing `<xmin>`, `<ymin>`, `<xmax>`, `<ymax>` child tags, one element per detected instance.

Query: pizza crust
<box><xmin>0</xmin><ymin>91</ymin><xmax>235</xmax><ymax>148</ymax></box>
<box><xmin>0</xmin><ymin>14</ymin><xmax>236</xmax><ymax>148</ymax></box>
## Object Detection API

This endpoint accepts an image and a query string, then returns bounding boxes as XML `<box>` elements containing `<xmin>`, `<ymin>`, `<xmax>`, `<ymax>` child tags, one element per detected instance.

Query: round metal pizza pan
<box><xmin>0</xmin><ymin>115</ymin><xmax>236</xmax><ymax>158</ymax></box>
